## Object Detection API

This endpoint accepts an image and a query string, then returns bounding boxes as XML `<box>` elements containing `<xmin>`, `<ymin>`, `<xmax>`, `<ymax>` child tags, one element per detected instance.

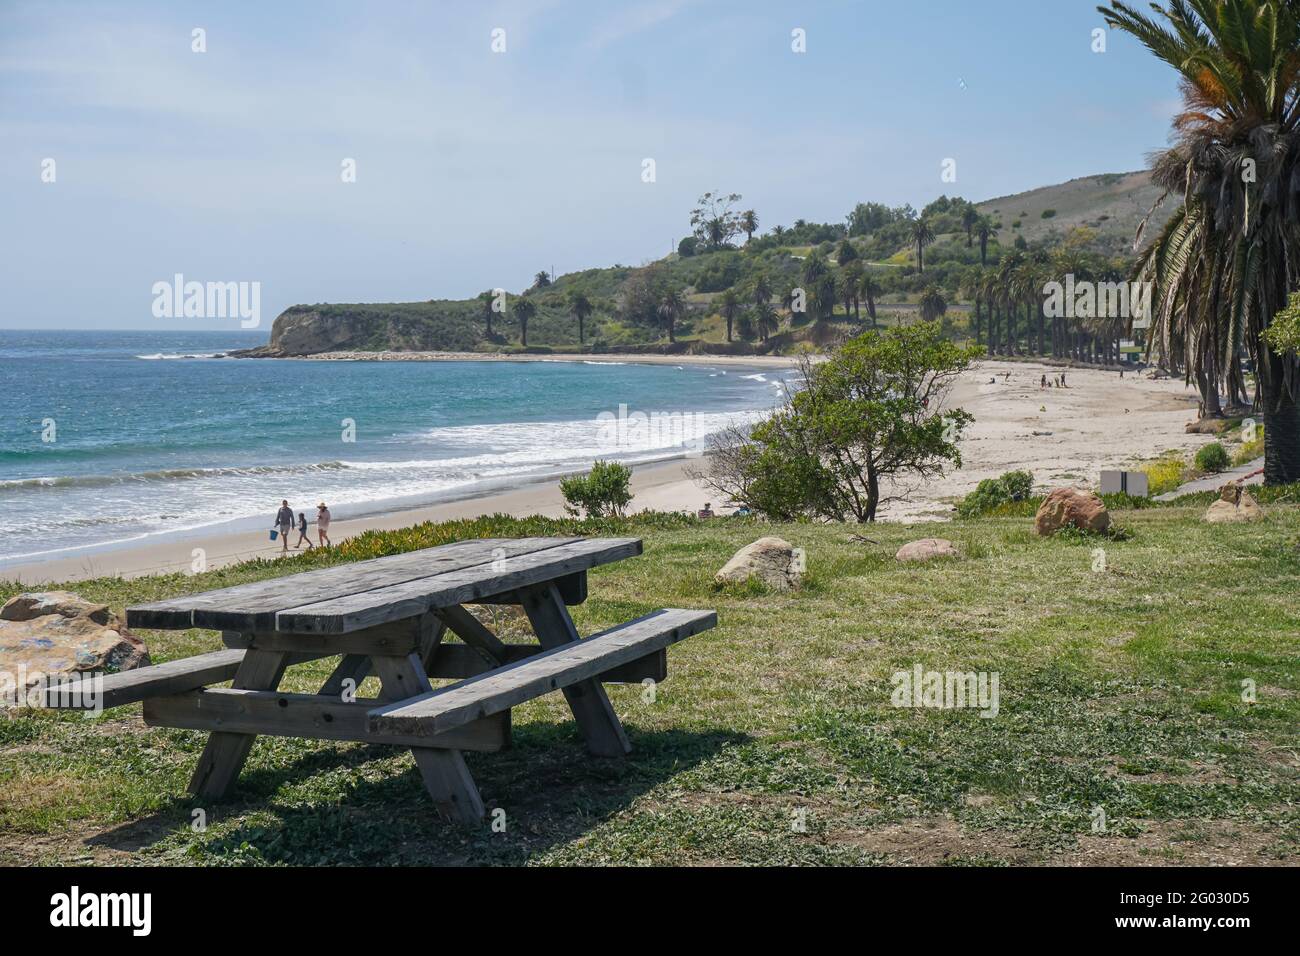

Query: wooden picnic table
<box><xmin>45</xmin><ymin>537</ymin><xmax>716</xmax><ymax>823</ymax></box>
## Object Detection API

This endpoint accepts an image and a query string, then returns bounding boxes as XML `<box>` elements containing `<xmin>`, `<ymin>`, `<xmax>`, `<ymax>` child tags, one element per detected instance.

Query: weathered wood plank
<box><xmin>369</xmin><ymin>608</ymin><xmax>716</xmax><ymax>739</ymax></box>
<box><xmin>425</xmin><ymin>643</ymin><xmax>668</xmax><ymax>684</ymax></box>
<box><xmin>127</xmin><ymin>537</ymin><xmax>579</xmax><ymax>631</ymax></box>
<box><xmin>276</xmin><ymin>538</ymin><xmax>642</xmax><ymax>634</ymax></box>
<box><xmin>188</xmin><ymin>648</ymin><xmax>290</xmax><ymax>799</ymax></box>
<box><xmin>521</xmin><ymin>583</ymin><xmax>632</xmax><ymax>757</ymax></box>
<box><xmin>143</xmin><ymin>689</ymin><xmax>510</xmax><ymax>752</ymax></box>
<box><xmin>476</xmin><ymin>571</ymin><xmax>587</xmax><ymax>606</ymax></box>
<box><xmin>221</xmin><ymin>618</ymin><xmax>422</xmax><ymax>657</ymax></box>
<box><xmin>40</xmin><ymin>648</ymin><xmax>246</xmax><ymax>711</ymax></box>
<box><xmin>433</xmin><ymin>605</ymin><xmax>508</xmax><ymax>664</ymax></box>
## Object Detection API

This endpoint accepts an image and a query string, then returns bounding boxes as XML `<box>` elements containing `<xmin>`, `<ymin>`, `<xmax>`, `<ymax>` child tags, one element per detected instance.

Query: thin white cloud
<box><xmin>587</xmin><ymin>0</ymin><xmax>695</xmax><ymax>49</ymax></box>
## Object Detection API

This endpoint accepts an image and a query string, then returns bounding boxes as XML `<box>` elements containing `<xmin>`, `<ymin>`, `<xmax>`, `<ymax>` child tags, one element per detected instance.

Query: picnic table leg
<box><xmin>371</xmin><ymin>651</ymin><xmax>485</xmax><ymax>824</ymax></box>
<box><xmin>519</xmin><ymin>583</ymin><xmax>632</xmax><ymax>758</ymax></box>
<box><xmin>188</xmin><ymin>647</ymin><xmax>290</xmax><ymax>800</ymax></box>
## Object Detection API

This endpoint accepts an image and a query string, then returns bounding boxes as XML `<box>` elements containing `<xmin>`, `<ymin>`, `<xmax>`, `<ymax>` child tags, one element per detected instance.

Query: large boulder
<box><xmin>896</xmin><ymin>539</ymin><xmax>959</xmax><ymax>563</ymax></box>
<box><xmin>1035</xmin><ymin>488</ymin><xmax>1110</xmax><ymax>537</ymax></box>
<box><xmin>1205</xmin><ymin>483</ymin><xmax>1264</xmax><ymax>524</ymax></box>
<box><xmin>0</xmin><ymin>592</ymin><xmax>149</xmax><ymax>707</ymax></box>
<box><xmin>715</xmin><ymin>537</ymin><xmax>803</xmax><ymax>590</ymax></box>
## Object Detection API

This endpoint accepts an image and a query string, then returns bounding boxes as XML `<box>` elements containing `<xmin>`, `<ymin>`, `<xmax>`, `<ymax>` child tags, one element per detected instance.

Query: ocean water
<box><xmin>0</xmin><ymin>330</ymin><xmax>789</xmax><ymax>567</ymax></box>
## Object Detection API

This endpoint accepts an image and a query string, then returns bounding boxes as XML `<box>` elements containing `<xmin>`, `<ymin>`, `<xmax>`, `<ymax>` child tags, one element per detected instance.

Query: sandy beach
<box><xmin>259</xmin><ymin>350</ymin><xmax>806</xmax><ymax>368</ymax></box>
<box><xmin>1</xmin><ymin>359</ymin><xmax>1213</xmax><ymax>585</ymax></box>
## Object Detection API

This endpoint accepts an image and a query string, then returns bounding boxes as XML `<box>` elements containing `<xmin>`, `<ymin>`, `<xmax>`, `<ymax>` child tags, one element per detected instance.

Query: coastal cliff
<box><xmin>233</xmin><ymin>301</ymin><xmax>486</xmax><ymax>357</ymax></box>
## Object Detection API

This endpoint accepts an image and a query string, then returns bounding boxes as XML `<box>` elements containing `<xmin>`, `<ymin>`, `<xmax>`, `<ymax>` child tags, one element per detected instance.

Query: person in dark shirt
<box><xmin>294</xmin><ymin>512</ymin><xmax>314</xmax><ymax>550</ymax></box>
<box><xmin>274</xmin><ymin>500</ymin><xmax>294</xmax><ymax>553</ymax></box>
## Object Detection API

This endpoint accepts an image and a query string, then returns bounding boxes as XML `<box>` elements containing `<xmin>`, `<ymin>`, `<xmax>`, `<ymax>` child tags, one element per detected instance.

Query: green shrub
<box><xmin>956</xmin><ymin>470</ymin><xmax>1035</xmax><ymax>518</ymax></box>
<box><xmin>1194</xmin><ymin>442</ymin><xmax>1231</xmax><ymax>474</ymax></box>
<box><xmin>559</xmin><ymin>460</ymin><xmax>634</xmax><ymax>518</ymax></box>
<box><xmin>1142</xmin><ymin>454</ymin><xmax>1187</xmax><ymax>495</ymax></box>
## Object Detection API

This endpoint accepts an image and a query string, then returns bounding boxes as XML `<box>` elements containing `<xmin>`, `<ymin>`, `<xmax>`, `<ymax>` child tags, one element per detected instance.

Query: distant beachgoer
<box><xmin>698</xmin><ymin>502</ymin><xmax>716</xmax><ymax>519</ymax></box>
<box><xmin>317</xmin><ymin>502</ymin><xmax>332</xmax><ymax>547</ymax></box>
<box><xmin>1061</xmin><ymin>373</ymin><xmax>1067</xmax><ymax>388</ymax></box>
<box><xmin>295</xmin><ymin>512</ymin><xmax>314</xmax><ymax>550</ymax></box>
<box><xmin>275</xmin><ymin>500</ymin><xmax>294</xmax><ymax>553</ymax></box>
<box><xmin>1041</xmin><ymin>375</ymin><xmax>1047</xmax><ymax>389</ymax></box>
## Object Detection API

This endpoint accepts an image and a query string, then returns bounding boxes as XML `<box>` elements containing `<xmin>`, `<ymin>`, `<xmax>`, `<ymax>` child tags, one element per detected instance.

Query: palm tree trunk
<box><xmin>1262</xmin><ymin>349</ymin><xmax>1300</xmax><ymax>483</ymax></box>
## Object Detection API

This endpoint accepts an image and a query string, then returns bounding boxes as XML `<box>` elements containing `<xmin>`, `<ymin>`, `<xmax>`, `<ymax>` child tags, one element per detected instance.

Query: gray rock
<box><xmin>715</xmin><ymin>537</ymin><xmax>803</xmax><ymax>590</ymax></box>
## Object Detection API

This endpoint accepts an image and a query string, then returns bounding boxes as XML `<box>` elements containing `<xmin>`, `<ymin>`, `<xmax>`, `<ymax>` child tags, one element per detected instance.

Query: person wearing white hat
<box><xmin>316</xmin><ymin>502</ymin><xmax>332</xmax><ymax>548</ymax></box>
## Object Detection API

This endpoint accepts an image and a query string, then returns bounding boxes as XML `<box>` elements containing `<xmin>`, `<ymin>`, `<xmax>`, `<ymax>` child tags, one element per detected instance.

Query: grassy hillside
<box><xmin>1</xmin><ymin>506</ymin><xmax>1296</xmax><ymax>866</ymax></box>
<box><xmin>977</xmin><ymin>171</ymin><xmax>1169</xmax><ymax>256</ymax></box>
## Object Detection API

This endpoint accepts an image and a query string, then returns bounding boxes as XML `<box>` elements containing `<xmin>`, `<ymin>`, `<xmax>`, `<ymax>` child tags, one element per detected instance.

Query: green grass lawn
<box><xmin>1</xmin><ymin>506</ymin><xmax>1297</xmax><ymax>866</ymax></box>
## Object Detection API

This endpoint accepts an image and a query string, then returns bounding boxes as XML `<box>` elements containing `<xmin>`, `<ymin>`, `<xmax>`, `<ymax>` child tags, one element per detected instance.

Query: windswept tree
<box><xmin>690</xmin><ymin>191</ymin><xmax>744</xmax><ymax>250</ymax></box>
<box><xmin>719</xmin><ymin>288</ymin><xmax>741</xmax><ymax>342</ymax></box>
<box><xmin>740</xmin><ymin>209</ymin><xmax>759</xmax><ymax>243</ymax></box>
<box><xmin>911</xmin><ymin>217</ymin><xmax>936</xmax><ymax>274</ymax></box>
<box><xmin>513</xmin><ymin>297</ymin><xmax>537</xmax><ymax>347</ymax></box>
<box><xmin>1102</xmin><ymin>0</ymin><xmax>1300</xmax><ymax>481</ymax></box>
<box><xmin>569</xmin><ymin>290</ymin><xmax>594</xmax><ymax>346</ymax></box>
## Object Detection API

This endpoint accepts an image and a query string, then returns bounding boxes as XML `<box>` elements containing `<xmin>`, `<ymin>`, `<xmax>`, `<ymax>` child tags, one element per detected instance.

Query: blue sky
<box><xmin>0</xmin><ymin>0</ymin><xmax>1181</xmax><ymax>331</ymax></box>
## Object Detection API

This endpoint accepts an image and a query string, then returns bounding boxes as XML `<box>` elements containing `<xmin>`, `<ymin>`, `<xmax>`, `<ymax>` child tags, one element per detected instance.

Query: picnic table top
<box><xmin>127</xmin><ymin>536</ymin><xmax>642</xmax><ymax>636</ymax></box>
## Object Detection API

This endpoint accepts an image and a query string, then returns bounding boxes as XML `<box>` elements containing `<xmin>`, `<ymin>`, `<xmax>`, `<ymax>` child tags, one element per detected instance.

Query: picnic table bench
<box><xmin>43</xmin><ymin>537</ymin><xmax>716</xmax><ymax>823</ymax></box>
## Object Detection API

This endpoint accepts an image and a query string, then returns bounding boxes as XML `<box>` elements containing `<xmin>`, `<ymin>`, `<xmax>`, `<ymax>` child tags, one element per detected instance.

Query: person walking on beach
<box><xmin>295</xmin><ymin>512</ymin><xmax>314</xmax><ymax>550</ymax></box>
<box><xmin>316</xmin><ymin>502</ymin><xmax>332</xmax><ymax>548</ymax></box>
<box><xmin>275</xmin><ymin>500</ymin><xmax>294</xmax><ymax>553</ymax></box>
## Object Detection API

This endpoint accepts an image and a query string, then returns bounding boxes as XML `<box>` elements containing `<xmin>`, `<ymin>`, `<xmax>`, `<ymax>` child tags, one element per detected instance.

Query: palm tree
<box><xmin>741</xmin><ymin>209</ymin><xmax>759</xmax><ymax>243</ymax></box>
<box><xmin>802</xmin><ymin>253</ymin><xmax>836</xmax><ymax>322</ymax></box>
<box><xmin>1102</xmin><ymin>0</ymin><xmax>1300</xmax><ymax>481</ymax></box>
<box><xmin>754</xmin><ymin>301</ymin><xmax>779</xmax><ymax>342</ymax></box>
<box><xmin>979</xmin><ymin>270</ymin><xmax>1002</xmax><ymax>354</ymax></box>
<box><xmin>960</xmin><ymin>270</ymin><xmax>985</xmax><ymax>345</ymax></box>
<box><xmin>534</xmin><ymin>271</ymin><xmax>551</xmax><ymax>288</ymax></box>
<box><xmin>569</xmin><ymin>290</ymin><xmax>593</xmax><ymax>346</ymax></box>
<box><xmin>962</xmin><ymin>206</ymin><xmax>980</xmax><ymax>247</ymax></box>
<box><xmin>719</xmin><ymin>288</ymin><xmax>741</xmax><ymax>342</ymax></box>
<box><xmin>841</xmin><ymin>261</ymin><xmax>865</xmax><ymax>320</ymax></box>
<box><xmin>751</xmin><ymin>271</ymin><xmax>773</xmax><ymax>313</ymax></box>
<box><xmin>911</xmin><ymin>217</ymin><xmax>936</xmax><ymax>274</ymax></box>
<box><xmin>513</xmin><ymin>297</ymin><xmax>537</xmax><ymax>347</ymax></box>
<box><xmin>919</xmin><ymin>287</ymin><xmax>947</xmax><ymax>323</ymax></box>
<box><xmin>657</xmin><ymin>288</ymin><xmax>686</xmax><ymax>343</ymax></box>
<box><xmin>478</xmin><ymin>289</ymin><xmax>498</xmax><ymax>339</ymax></box>
<box><xmin>858</xmin><ymin>271</ymin><xmax>880</xmax><ymax>326</ymax></box>
<box><xmin>976</xmin><ymin>216</ymin><xmax>994</xmax><ymax>267</ymax></box>
<box><xmin>836</xmin><ymin>239</ymin><xmax>859</xmax><ymax>266</ymax></box>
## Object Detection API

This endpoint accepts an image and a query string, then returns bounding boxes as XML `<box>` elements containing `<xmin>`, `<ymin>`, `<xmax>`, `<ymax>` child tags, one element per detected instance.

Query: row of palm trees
<box><xmin>958</xmin><ymin>252</ymin><xmax>1132</xmax><ymax>365</ymax></box>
